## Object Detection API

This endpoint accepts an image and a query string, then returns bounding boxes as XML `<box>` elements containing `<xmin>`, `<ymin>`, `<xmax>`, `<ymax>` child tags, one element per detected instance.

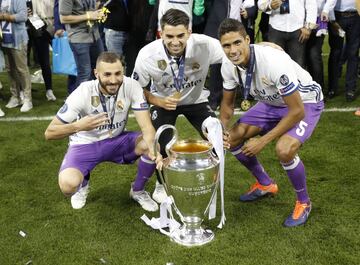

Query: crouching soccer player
<box><xmin>218</xmin><ymin>19</ymin><xmax>324</xmax><ymax>226</ymax></box>
<box><xmin>45</xmin><ymin>52</ymin><xmax>161</xmax><ymax>212</ymax></box>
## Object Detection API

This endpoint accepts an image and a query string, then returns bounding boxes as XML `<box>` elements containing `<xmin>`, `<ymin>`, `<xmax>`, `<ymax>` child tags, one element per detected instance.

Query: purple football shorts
<box><xmin>59</xmin><ymin>131</ymin><xmax>141</xmax><ymax>177</ymax></box>
<box><xmin>238</xmin><ymin>101</ymin><xmax>324</xmax><ymax>143</ymax></box>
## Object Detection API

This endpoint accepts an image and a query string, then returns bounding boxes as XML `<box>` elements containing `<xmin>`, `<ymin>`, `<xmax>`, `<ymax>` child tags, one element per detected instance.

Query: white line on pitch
<box><xmin>0</xmin><ymin>107</ymin><xmax>358</xmax><ymax>122</ymax></box>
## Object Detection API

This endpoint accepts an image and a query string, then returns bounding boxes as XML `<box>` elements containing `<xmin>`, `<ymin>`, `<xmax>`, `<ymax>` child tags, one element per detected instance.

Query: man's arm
<box><xmin>44</xmin><ymin>113</ymin><xmax>109</xmax><ymax>140</ymax></box>
<box><xmin>60</xmin><ymin>10</ymin><xmax>103</xmax><ymax>24</ymax></box>
<box><xmin>133</xmin><ymin>110</ymin><xmax>157</xmax><ymax>158</ymax></box>
<box><xmin>219</xmin><ymin>90</ymin><xmax>236</xmax><ymax>129</ymax></box>
<box><xmin>241</xmin><ymin>91</ymin><xmax>305</xmax><ymax>156</ymax></box>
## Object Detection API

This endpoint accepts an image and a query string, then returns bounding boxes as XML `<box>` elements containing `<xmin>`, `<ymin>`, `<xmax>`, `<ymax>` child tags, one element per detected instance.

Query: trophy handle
<box><xmin>153</xmin><ymin>124</ymin><xmax>178</xmax><ymax>187</ymax></box>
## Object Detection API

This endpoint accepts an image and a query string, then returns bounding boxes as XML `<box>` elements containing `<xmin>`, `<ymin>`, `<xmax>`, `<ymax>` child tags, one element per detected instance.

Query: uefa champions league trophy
<box><xmin>154</xmin><ymin>124</ymin><xmax>220</xmax><ymax>246</ymax></box>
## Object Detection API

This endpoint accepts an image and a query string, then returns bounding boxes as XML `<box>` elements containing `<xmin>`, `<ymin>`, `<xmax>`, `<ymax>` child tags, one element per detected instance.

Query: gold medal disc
<box><xmin>241</xmin><ymin>100</ymin><xmax>251</xmax><ymax>111</ymax></box>
<box><xmin>171</xmin><ymin>91</ymin><xmax>181</xmax><ymax>99</ymax></box>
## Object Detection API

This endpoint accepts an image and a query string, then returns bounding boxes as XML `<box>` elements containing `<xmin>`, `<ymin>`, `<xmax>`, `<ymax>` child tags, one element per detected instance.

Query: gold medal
<box><xmin>241</xmin><ymin>100</ymin><xmax>251</xmax><ymax>111</ymax></box>
<box><xmin>171</xmin><ymin>91</ymin><xmax>181</xmax><ymax>99</ymax></box>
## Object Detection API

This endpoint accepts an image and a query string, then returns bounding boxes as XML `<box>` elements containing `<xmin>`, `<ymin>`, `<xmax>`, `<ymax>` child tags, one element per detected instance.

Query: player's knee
<box><xmin>275</xmin><ymin>143</ymin><xmax>297</xmax><ymax>162</ymax></box>
<box><xmin>58</xmin><ymin>171</ymin><xmax>82</xmax><ymax>196</ymax></box>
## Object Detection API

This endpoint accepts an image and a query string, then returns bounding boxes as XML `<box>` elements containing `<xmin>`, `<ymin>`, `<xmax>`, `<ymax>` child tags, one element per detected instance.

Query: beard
<box><xmin>98</xmin><ymin>77</ymin><xmax>121</xmax><ymax>95</ymax></box>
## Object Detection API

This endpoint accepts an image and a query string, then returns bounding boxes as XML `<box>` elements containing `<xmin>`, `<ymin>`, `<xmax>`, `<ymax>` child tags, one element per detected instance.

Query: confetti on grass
<box><xmin>19</xmin><ymin>230</ymin><xmax>27</xmax><ymax>237</ymax></box>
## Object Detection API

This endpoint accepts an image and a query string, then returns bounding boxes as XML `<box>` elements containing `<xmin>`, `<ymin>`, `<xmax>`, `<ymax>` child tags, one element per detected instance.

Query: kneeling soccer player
<box><xmin>45</xmin><ymin>52</ymin><xmax>160</xmax><ymax>212</ymax></box>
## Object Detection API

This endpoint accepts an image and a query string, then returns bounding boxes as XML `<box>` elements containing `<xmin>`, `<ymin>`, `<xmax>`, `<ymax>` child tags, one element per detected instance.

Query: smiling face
<box><xmin>161</xmin><ymin>24</ymin><xmax>191</xmax><ymax>57</ymax></box>
<box><xmin>94</xmin><ymin>60</ymin><xmax>124</xmax><ymax>95</ymax></box>
<box><xmin>220</xmin><ymin>31</ymin><xmax>251</xmax><ymax>68</ymax></box>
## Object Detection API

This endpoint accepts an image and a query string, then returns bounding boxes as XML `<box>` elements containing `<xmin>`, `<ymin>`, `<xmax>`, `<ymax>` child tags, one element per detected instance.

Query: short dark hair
<box><xmin>218</xmin><ymin>18</ymin><xmax>248</xmax><ymax>39</ymax></box>
<box><xmin>160</xmin><ymin>8</ymin><xmax>190</xmax><ymax>30</ymax></box>
<box><xmin>96</xmin><ymin>51</ymin><xmax>122</xmax><ymax>68</ymax></box>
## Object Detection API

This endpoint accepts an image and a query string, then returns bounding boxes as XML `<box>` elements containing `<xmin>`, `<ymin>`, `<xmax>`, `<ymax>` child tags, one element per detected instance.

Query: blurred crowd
<box><xmin>0</xmin><ymin>0</ymin><xmax>359</xmax><ymax>117</ymax></box>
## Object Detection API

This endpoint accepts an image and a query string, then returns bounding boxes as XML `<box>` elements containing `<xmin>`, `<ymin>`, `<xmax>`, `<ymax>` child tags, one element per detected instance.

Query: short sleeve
<box><xmin>270</xmin><ymin>52</ymin><xmax>299</xmax><ymax>97</ymax></box>
<box><xmin>130</xmin><ymin>79</ymin><xmax>149</xmax><ymax>111</ymax></box>
<box><xmin>132</xmin><ymin>49</ymin><xmax>151</xmax><ymax>88</ymax></box>
<box><xmin>207</xmin><ymin>36</ymin><xmax>225</xmax><ymax>64</ymax></box>
<box><xmin>59</xmin><ymin>0</ymin><xmax>73</xmax><ymax>16</ymax></box>
<box><xmin>221</xmin><ymin>59</ymin><xmax>238</xmax><ymax>91</ymax></box>
<box><xmin>56</xmin><ymin>86</ymin><xmax>84</xmax><ymax>123</ymax></box>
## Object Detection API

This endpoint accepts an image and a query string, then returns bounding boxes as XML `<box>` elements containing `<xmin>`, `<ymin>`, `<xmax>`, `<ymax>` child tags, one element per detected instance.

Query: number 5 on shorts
<box><xmin>296</xmin><ymin>120</ymin><xmax>308</xmax><ymax>137</ymax></box>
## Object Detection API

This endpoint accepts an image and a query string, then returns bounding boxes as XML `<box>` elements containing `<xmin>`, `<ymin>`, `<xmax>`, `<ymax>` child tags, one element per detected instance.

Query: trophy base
<box><xmin>170</xmin><ymin>226</ymin><xmax>214</xmax><ymax>247</ymax></box>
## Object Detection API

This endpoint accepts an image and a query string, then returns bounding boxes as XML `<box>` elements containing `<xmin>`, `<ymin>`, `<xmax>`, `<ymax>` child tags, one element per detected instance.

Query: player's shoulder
<box><xmin>138</xmin><ymin>39</ymin><xmax>163</xmax><ymax>60</ymax></box>
<box><xmin>254</xmin><ymin>44</ymin><xmax>291</xmax><ymax>68</ymax></box>
<box><xmin>190</xmin><ymin>33</ymin><xmax>219</xmax><ymax>46</ymax></box>
<box><xmin>70</xmin><ymin>80</ymin><xmax>97</xmax><ymax>98</ymax></box>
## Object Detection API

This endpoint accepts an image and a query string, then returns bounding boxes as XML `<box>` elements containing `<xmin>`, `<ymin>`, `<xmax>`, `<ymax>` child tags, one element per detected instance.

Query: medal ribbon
<box><xmin>99</xmin><ymin>86</ymin><xmax>119</xmax><ymax>132</ymax></box>
<box><xmin>164</xmin><ymin>45</ymin><xmax>186</xmax><ymax>93</ymax></box>
<box><xmin>236</xmin><ymin>45</ymin><xmax>255</xmax><ymax>101</ymax></box>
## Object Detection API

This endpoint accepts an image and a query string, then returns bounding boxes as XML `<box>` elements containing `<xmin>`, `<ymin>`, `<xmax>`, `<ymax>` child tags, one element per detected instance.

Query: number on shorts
<box><xmin>296</xmin><ymin>120</ymin><xmax>308</xmax><ymax>136</ymax></box>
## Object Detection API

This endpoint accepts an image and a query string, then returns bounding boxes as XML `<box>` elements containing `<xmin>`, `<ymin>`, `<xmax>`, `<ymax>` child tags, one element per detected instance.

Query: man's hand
<box><xmin>241</xmin><ymin>137</ymin><xmax>267</xmax><ymax>157</ymax></box>
<box><xmin>270</xmin><ymin>0</ymin><xmax>282</xmax><ymax>10</ymax></box>
<box><xmin>240</xmin><ymin>8</ymin><xmax>248</xmax><ymax>19</ymax></box>
<box><xmin>75</xmin><ymin>113</ymin><xmax>109</xmax><ymax>132</ymax></box>
<box><xmin>321</xmin><ymin>11</ymin><xmax>329</xmax><ymax>22</ymax></box>
<box><xmin>158</xmin><ymin>96</ymin><xmax>180</xmax><ymax>110</ymax></box>
<box><xmin>299</xmin><ymin>27</ymin><xmax>311</xmax><ymax>43</ymax></box>
<box><xmin>87</xmin><ymin>9</ymin><xmax>105</xmax><ymax>21</ymax></box>
<box><xmin>54</xmin><ymin>29</ymin><xmax>64</xmax><ymax>37</ymax></box>
<box><xmin>223</xmin><ymin>130</ymin><xmax>231</xmax><ymax>149</ymax></box>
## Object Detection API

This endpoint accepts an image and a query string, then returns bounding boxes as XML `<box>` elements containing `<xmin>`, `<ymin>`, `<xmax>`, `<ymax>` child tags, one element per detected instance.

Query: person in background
<box><xmin>258</xmin><ymin>0</ymin><xmax>317</xmax><ymax>68</ymax></box>
<box><xmin>305</xmin><ymin>0</ymin><xmax>336</xmax><ymax>90</ymax></box>
<box><xmin>54</xmin><ymin>0</ymin><xmax>77</xmax><ymax>94</ymax></box>
<box><xmin>219</xmin><ymin>19</ymin><xmax>324</xmax><ymax>227</ymax></box>
<box><xmin>45</xmin><ymin>52</ymin><xmax>161</xmax><ymax>212</ymax></box>
<box><xmin>1</xmin><ymin>0</ymin><xmax>33</xmax><ymax>112</ymax></box>
<box><xmin>101</xmin><ymin>0</ymin><xmax>130</xmax><ymax>57</ymax></box>
<box><xmin>28</xmin><ymin>0</ymin><xmax>57</xmax><ymax>101</ymax></box>
<box><xmin>328</xmin><ymin>0</ymin><xmax>360</xmax><ymax>102</ymax></box>
<box><xmin>59</xmin><ymin>0</ymin><xmax>105</xmax><ymax>88</ymax></box>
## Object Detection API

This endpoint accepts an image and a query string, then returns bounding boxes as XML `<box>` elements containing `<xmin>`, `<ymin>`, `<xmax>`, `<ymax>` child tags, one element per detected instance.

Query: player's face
<box><xmin>220</xmin><ymin>31</ymin><xmax>251</xmax><ymax>67</ymax></box>
<box><xmin>161</xmin><ymin>24</ymin><xmax>191</xmax><ymax>57</ymax></box>
<box><xmin>95</xmin><ymin>60</ymin><xmax>124</xmax><ymax>95</ymax></box>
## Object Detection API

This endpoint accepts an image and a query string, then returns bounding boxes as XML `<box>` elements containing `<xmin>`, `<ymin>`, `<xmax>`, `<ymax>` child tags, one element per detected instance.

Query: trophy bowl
<box><xmin>155</xmin><ymin>125</ymin><xmax>219</xmax><ymax>246</ymax></box>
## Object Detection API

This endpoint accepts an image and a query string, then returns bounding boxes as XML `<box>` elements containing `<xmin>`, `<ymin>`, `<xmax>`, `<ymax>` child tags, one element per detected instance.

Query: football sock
<box><xmin>231</xmin><ymin>144</ymin><xmax>273</xmax><ymax>186</ymax></box>
<box><xmin>133</xmin><ymin>155</ymin><xmax>156</xmax><ymax>192</ymax></box>
<box><xmin>81</xmin><ymin>173</ymin><xmax>90</xmax><ymax>188</ymax></box>
<box><xmin>281</xmin><ymin>155</ymin><xmax>310</xmax><ymax>204</ymax></box>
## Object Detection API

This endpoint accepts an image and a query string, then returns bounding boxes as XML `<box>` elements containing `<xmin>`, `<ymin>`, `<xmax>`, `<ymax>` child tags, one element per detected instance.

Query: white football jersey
<box><xmin>158</xmin><ymin>0</ymin><xmax>194</xmax><ymax>30</ymax></box>
<box><xmin>133</xmin><ymin>34</ymin><xmax>224</xmax><ymax>106</ymax></box>
<box><xmin>56</xmin><ymin>77</ymin><xmax>149</xmax><ymax>145</ymax></box>
<box><xmin>221</xmin><ymin>44</ymin><xmax>323</xmax><ymax>107</ymax></box>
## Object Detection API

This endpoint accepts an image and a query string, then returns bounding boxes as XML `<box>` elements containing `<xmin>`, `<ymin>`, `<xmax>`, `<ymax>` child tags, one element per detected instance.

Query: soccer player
<box><xmin>132</xmin><ymin>8</ymin><xmax>224</xmax><ymax>203</ymax></box>
<box><xmin>45</xmin><ymin>52</ymin><xmax>160</xmax><ymax>212</ymax></box>
<box><xmin>218</xmin><ymin>19</ymin><xmax>324</xmax><ymax>227</ymax></box>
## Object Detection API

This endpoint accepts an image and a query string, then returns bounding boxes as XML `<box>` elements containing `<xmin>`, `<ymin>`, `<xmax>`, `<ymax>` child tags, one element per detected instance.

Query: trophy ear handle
<box><xmin>154</xmin><ymin>124</ymin><xmax>178</xmax><ymax>158</ymax></box>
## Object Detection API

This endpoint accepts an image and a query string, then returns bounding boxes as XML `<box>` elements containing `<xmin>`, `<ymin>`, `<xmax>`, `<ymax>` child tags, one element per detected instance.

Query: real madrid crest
<box><xmin>192</xmin><ymin>62</ymin><xmax>200</xmax><ymax>70</ymax></box>
<box><xmin>157</xmin><ymin>60</ymin><xmax>167</xmax><ymax>71</ymax></box>
<box><xmin>91</xmin><ymin>96</ymin><xmax>100</xmax><ymax>107</ymax></box>
<box><xmin>116</xmin><ymin>100</ymin><xmax>124</xmax><ymax>110</ymax></box>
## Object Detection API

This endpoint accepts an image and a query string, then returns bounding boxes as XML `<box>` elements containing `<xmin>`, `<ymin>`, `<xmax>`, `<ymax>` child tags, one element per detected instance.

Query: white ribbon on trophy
<box><xmin>202</xmin><ymin>117</ymin><xmax>226</xmax><ymax>228</ymax></box>
<box><xmin>141</xmin><ymin>197</ymin><xmax>180</xmax><ymax>237</ymax></box>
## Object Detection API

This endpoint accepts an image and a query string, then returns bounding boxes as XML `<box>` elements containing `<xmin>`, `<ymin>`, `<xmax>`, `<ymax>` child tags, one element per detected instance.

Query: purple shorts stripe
<box><xmin>238</xmin><ymin>101</ymin><xmax>324</xmax><ymax>143</ymax></box>
<box><xmin>59</xmin><ymin>131</ymin><xmax>141</xmax><ymax>176</ymax></box>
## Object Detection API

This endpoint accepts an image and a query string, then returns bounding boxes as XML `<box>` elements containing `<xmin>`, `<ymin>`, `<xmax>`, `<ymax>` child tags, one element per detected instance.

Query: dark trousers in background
<box><xmin>33</xmin><ymin>31</ymin><xmax>52</xmax><ymax>91</ymax></box>
<box><xmin>305</xmin><ymin>32</ymin><xmax>325</xmax><ymax>89</ymax></box>
<box><xmin>268</xmin><ymin>26</ymin><xmax>305</xmax><ymax>67</ymax></box>
<box><xmin>328</xmin><ymin>13</ymin><xmax>360</xmax><ymax>96</ymax></box>
<box><xmin>70</xmin><ymin>38</ymin><xmax>104</xmax><ymax>88</ymax></box>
